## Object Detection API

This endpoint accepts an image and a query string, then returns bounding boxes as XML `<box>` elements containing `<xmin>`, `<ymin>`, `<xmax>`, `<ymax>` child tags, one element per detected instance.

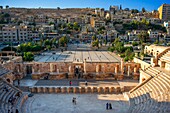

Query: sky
<box><xmin>0</xmin><ymin>0</ymin><xmax>170</xmax><ymax>11</ymax></box>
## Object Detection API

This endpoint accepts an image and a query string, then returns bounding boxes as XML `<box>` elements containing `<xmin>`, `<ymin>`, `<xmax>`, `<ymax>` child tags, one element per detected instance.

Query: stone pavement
<box><xmin>34</xmin><ymin>44</ymin><xmax>121</xmax><ymax>63</ymax></box>
<box><xmin>34</xmin><ymin>79</ymin><xmax>120</xmax><ymax>87</ymax></box>
<box><xmin>14</xmin><ymin>79</ymin><xmax>138</xmax><ymax>88</ymax></box>
<box><xmin>23</xmin><ymin>94</ymin><xmax>129</xmax><ymax>113</ymax></box>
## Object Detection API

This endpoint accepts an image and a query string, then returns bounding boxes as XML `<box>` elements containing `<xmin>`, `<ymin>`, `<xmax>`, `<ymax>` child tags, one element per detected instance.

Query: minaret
<box><xmin>120</xmin><ymin>5</ymin><xmax>122</xmax><ymax>10</ymax></box>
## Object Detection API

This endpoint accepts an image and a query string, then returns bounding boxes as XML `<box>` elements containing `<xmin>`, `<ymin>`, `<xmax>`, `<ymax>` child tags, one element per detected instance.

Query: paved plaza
<box><xmin>14</xmin><ymin>79</ymin><xmax>138</xmax><ymax>88</ymax></box>
<box><xmin>24</xmin><ymin>94</ymin><xmax>129</xmax><ymax>113</ymax></box>
<box><xmin>34</xmin><ymin>44</ymin><xmax>121</xmax><ymax>63</ymax></box>
<box><xmin>34</xmin><ymin>51</ymin><xmax>120</xmax><ymax>63</ymax></box>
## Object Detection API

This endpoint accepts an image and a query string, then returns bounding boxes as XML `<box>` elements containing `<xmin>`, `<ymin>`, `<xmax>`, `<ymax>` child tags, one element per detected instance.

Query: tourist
<box><xmin>106</xmin><ymin>103</ymin><xmax>109</xmax><ymax>110</ymax></box>
<box><xmin>109</xmin><ymin>103</ymin><xmax>112</xmax><ymax>110</ymax></box>
<box><xmin>69</xmin><ymin>81</ymin><xmax>72</xmax><ymax>86</ymax></box>
<box><xmin>72</xmin><ymin>97</ymin><xmax>75</xmax><ymax>103</ymax></box>
<box><xmin>18</xmin><ymin>79</ymin><xmax>20</xmax><ymax>86</ymax></box>
<box><xmin>74</xmin><ymin>98</ymin><xmax>77</xmax><ymax>105</ymax></box>
<box><xmin>3</xmin><ymin>86</ymin><xmax>8</xmax><ymax>92</ymax></box>
<box><xmin>85</xmin><ymin>81</ymin><xmax>88</xmax><ymax>86</ymax></box>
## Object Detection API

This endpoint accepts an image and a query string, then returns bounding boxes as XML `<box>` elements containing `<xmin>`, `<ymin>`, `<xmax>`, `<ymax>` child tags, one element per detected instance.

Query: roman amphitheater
<box><xmin>0</xmin><ymin>44</ymin><xmax>170</xmax><ymax>113</ymax></box>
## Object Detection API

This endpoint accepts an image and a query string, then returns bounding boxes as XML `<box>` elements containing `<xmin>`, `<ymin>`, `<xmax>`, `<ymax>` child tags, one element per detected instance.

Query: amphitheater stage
<box><xmin>14</xmin><ymin>79</ymin><xmax>138</xmax><ymax>88</ymax></box>
<box><xmin>23</xmin><ymin>94</ymin><xmax>129</xmax><ymax>113</ymax></box>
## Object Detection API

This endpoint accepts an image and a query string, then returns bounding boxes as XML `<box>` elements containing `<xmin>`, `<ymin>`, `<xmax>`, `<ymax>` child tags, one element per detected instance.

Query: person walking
<box><xmin>109</xmin><ymin>103</ymin><xmax>112</xmax><ymax>110</ymax></box>
<box><xmin>106</xmin><ymin>103</ymin><xmax>109</xmax><ymax>110</ymax></box>
<box><xmin>72</xmin><ymin>97</ymin><xmax>75</xmax><ymax>104</ymax></box>
<box><xmin>69</xmin><ymin>80</ymin><xmax>72</xmax><ymax>86</ymax></box>
<box><xmin>74</xmin><ymin>98</ymin><xmax>77</xmax><ymax>105</ymax></box>
<box><xmin>85</xmin><ymin>81</ymin><xmax>88</xmax><ymax>86</ymax></box>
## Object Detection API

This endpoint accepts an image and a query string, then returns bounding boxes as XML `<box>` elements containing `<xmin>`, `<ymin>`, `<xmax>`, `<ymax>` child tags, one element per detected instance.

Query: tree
<box><xmin>2</xmin><ymin>46</ymin><xmax>17</xmax><ymax>52</ymax></box>
<box><xmin>138</xmin><ymin>32</ymin><xmax>149</xmax><ymax>43</ymax></box>
<box><xmin>0</xmin><ymin>6</ymin><xmax>3</xmax><ymax>9</ymax></box>
<box><xmin>142</xmin><ymin>7</ymin><xmax>146</xmax><ymax>13</ymax></box>
<box><xmin>44</xmin><ymin>39</ymin><xmax>51</xmax><ymax>46</ymax></box>
<box><xmin>124</xmin><ymin>8</ymin><xmax>129</xmax><ymax>11</ymax></box>
<box><xmin>92</xmin><ymin>35</ymin><xmax>96</xmax><ymax>41</ymax></box>
<box><xmin>6</xmin><ymin>5</ymin><xmax>9</xmax><ymax>9</ymax></box>
<box><xmin>73</xmin><ymin>22</ymin><xmax>79</xmax><ymax>31</ymax></box>
<box><xmin>59</xmin><ymin>36</ymin><xmax>68</xmax><ymax>47</ymax></box>
<box><xmin>132</xmin><ymin>41</ymin><xmax>138</xmax><ymax>46</ymax></box>
<box><xmin>23</xmin><ymin>52</ymin><xmax>34</xmax><ymax>61</ymax></box>
<box><xmin>131</xmin><ymin>9</ymin><xmax>139</xmax><ymax>13</ymax></box>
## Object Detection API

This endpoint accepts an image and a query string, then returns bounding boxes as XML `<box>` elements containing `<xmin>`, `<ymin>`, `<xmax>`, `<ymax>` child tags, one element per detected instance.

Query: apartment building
<box><xmin>0</xmin><ymin>25</ymin><xmax>28</xmax><ymax>42</ymax></box>
<box><xmin>90</xmin><ymin>17</ymin><xmax>105</xmax><ymax>28</ymax></box>
<box><xmin>158</xmin><ymin>4</ymin><xmax>170</xmax><ymax>20</ymax></box>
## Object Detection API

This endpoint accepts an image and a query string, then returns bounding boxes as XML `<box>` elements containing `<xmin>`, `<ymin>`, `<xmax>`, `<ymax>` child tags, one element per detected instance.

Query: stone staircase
<box><xmin>144</xmin><ymin>67</ymin><xmax>161</xmax><ymax>77</ymax></box>
<box><xmin>0</xmin><ymin>78</ymin><xmax>28</xmax><ymax>113</ymax></box>
<box><xmin>125</xmin><ymin>72</ymin><xmax>170</xmax><ymax>113</ymax></box>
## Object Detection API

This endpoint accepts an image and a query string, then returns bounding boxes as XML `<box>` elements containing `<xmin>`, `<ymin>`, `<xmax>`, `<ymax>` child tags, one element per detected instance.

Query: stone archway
<box><xmin>74</xmin><ymin>65</ymin><xmax>82</xmax><ymax>78</ymax></box>
<box><xmin>26</xmin><ymin>65</ymin><xmax>32</xmax><ymax>74</ymax></box>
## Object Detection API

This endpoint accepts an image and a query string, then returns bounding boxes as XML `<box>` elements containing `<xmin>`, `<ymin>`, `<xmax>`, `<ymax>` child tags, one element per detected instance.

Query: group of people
<box><xmin>3</xmin><ymin>86</ymin><xmax>9</xmax><ymax>92</ymax></box>
<box><xmin>106</xmin><ymin>103</ymin><xmax>112</xmax><ymax>110</ymax></box>
<box><xmin>72</xmin><ymin>97</ymin><xmax>77</xmax><ymax>105</ymax></box>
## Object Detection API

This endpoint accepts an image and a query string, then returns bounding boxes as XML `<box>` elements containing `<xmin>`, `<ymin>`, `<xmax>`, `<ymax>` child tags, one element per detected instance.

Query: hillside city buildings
<box><xmin>0</xmin><ymin>4</ymin><xmax>169</xmax><ymax>43</ymax></box>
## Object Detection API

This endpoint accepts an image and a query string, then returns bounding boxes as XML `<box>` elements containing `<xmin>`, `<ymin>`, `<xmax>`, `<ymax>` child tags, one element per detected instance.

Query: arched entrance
<box><xmin>74</xmin><ymin>65</ymin><xmax>82</xmax><ymax>79</ymax></box>
<box><xmin>26</xmin><ymin>65</ymin><xmax>32</xmax><ymax>74</ymax></box>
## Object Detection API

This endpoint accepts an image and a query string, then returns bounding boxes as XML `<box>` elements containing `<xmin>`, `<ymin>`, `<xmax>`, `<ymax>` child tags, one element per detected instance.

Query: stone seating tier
<box><xmin>0</xmin><ymin>79</ymin><xmax>28</xmax><ymax>113</ymax></box>
<box><xmin>127</xmin><ymin>72</ymin><xmax>170</xmax><ymax>113</ymax></box>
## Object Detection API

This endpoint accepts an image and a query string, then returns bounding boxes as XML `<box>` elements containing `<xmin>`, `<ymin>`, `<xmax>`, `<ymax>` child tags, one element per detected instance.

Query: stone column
<box><xmin>115</xmin><ymin>66</ymin><xmax>118</xmax><ymax>74</ymax></box>
<box><xmin>32</xmin><ymin>67</ymin><xmax>34</xmax><ymax>73</ymax></box>
<box><xmin>96</xmin><ymin>65</ymin><xmax>99</xmax><ymax>73</ymax></box>
<box><xmin>38</xmin><ymin>64</ymin><xmax>41</xmax><ymax>73</ymax></box>
<box><xmin>69</xmin><ymin>66</ymin><xmax>72</xmax><ymax>73</ymax></box>
<box><xmin>121</xmin><ymin>59</ymin><xmax>124</xmax><ymax>74</ymax></box>
<box><xmin>50</xmin><ymin>63</ymin><xmax>53</xmax><ymax>72</ymax></box>
<box><xmin>57</xmin><ymin>69</ymin><xmax>59</xmax><ymax>73</ymax></box>
<box><xmin>84</xmin><ymin>59</ymin><xmax>87</xmax><ymax>74</ymax></box>
<box><xmin>134</xmin><ymin>67</ymin><xmax>137</xmax><ymax>73</ymax></box>
<box><xmin>127</xmin><ymin>65</ymin><xmax>131</xmax><ymax>76</ymax></box>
